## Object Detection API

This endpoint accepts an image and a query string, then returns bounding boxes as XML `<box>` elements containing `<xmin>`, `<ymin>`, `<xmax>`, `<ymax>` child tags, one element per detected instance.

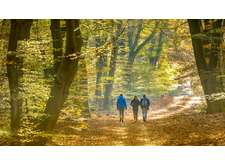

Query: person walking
<box><xmin>140</xmin><ymin>94</ymin><xmax>150</xmax><ymax>122</ymax></box>
<box><xmin>130</xmin><ymin>96</ymin><xmax>140</xmax><ymax>122</ymax></box>
<box><xmin>116</xmin><ymin>94</ymin><xmax>127</xmax><ymax>123</ymax></box>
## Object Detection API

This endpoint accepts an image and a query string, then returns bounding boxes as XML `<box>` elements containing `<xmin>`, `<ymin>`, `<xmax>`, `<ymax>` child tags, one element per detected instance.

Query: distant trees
<box><xmin>6</xmin><ymin>20</ymin><xmax>33</xmax><ymax>134</ymax></box>
<box><xmin>188</xmin><ymin>19</ymin><xmax>225</xmax><ymax>112</ymax></box>
<box><xmin>73</xmin><ymin>55</ymin><xmax>90</xmax><ymax>118</ymax></box>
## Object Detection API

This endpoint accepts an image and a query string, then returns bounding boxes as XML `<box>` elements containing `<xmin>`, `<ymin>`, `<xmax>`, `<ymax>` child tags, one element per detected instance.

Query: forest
<box><xmin>0</xmin><ymin>19</ymin><xmax>225</xmax><ymax>145</ymax></box>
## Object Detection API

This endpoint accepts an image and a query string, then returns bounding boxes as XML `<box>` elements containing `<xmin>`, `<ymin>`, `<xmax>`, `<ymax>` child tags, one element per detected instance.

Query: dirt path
<box><xmin>51</xmin><ymin>96</ymin><xmax>225</xmax><ymax>146</ymax></box>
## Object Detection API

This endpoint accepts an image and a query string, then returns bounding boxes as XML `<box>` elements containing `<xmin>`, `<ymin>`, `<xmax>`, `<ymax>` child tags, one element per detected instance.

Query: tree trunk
<box><xmin>188</xmin><ymin>19</ymin><xmax>225</xmax><ymax>113</ymax></box>
<box><xmin>126</xmin><ymin>52</ymin><xmax>135</xmax><ymax>91</ymax></box>
<box><xmin>95</xmin><ymin>55</ymin><xmax>106</xmax><ymax>96</ymax></box>
<box><xmin>6</xmin><ymin>19</ymin><xmax>32</xmax><ymax>134</ymax></box>
<box><xmin>102</xmin><ymin>20</ymin><xmax>124</xmax><ymax>111</ymax></box>
<box><xmin>43</xmin><ymin>20</ymin><xmax>82</xmax><ymax>131</ymax></box>
<box><xmin>95</xmin><ymin>37</ymin><xmax>108</xmax><ymax>110</ymax></box>
<box><xmin>149</xmin><ymin>31</ymin><xmax>165</xmax><ymax>67</ymax></box>
<box><xmin>103</xmin><ymin>37</ymin><xmax>119</xmax><ymax>111</ymax></box>
<box><xmin>50</xmin><ymin>20</ymin><xmax>63</xmax><ymax>73</ymax></box>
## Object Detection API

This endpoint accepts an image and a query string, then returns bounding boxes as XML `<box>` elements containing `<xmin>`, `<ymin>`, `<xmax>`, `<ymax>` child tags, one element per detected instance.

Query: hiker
<box><xmin>130</xmin><ymin>96</ymin><xmax>140</xmax><ymax>122</ymax></box>
<box><xmin>116</xmin><ymin>94</ymin><xmax>127</xmax><ymax>123</ymax></box>
<box><xmin>140</xmin><ymin>94</ymin><xmax>150</xmax><ymax>122</ymax></box>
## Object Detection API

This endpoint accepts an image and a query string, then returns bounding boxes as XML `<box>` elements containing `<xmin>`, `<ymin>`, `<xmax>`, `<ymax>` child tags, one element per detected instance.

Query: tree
<box><xmin>126</xmin><ymin>20</ymin><xmax>159</xmax><ymax>90</ymax></box>
<box><xmin>50</xmin><ymin>19</ymin><xmax>63</xmax><ymax>73</ymax></box>
<box><xmin>43</xmin><ymin>19</ymin><xmax>83</xmax><ymax>131</ymax></box>
<box><xmin>188</xmin><ymin>19</ymin><xmax>225</xmax><ymax>112</ymax></box>
<box><xmin>149</xmin><ymin>29</ymin><xmax>166</xmax><ymax>67</ymax></box>
<box><xmin>103</xmin><ymin>20</ymin><xmax>125</xmax><ymax>111</ymax></box>
<box><xmin>95</xmin><ymin>35</ymin><xmax>108</xmax><ymax>110</ymax></box>
<box><xmin>6</xmin><ymin>20</ymin><xmax>33</xmax><ymax>133</ymax></box>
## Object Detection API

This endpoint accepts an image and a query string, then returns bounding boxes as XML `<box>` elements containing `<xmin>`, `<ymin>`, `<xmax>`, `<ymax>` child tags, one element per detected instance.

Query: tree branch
<box><xmin>134</xmin><ymin>20</ymin><xmax>159</xmax><ymax>55</ymax></box>
<box><xmin>132</xmin><ymin>20</ymin><xmax>143</xmax><ymax>49</ymax></box>
<box><xmin>113</xmin><ymin>20</ymin><xmax>125</xmax><ymax>42</ymax></box>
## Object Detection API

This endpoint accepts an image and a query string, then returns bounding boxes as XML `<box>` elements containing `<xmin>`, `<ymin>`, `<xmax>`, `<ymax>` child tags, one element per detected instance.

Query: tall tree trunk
<box><xmin>125</xmin><ymin>20</ymin><xmax>141</xmax><ymax>91</ymax></box>
<box><xmin>103</xmin><ymin>44</ymin><xmax>119</xmax><ymax>110</ymax></box>
<box><xmin>43</xmin><ymin>20</ymin><xmax>82</xmax><ymax>131</ymax></box>
<box><xmin>95</xmin><ymin>37</ymin><xmax>108</xmax><ymax>110</ymax></box>
<box><xmin>6</xmin><ymin>20</ymin><xmax>32</xmax><ymax>134</ymax></box>
<box><xmin>126</xmin><ymin>52</ymin><xmax>135</xmax><ymax>91</ymax></box>
<box><xmin>95</xmin><ymin>55</ymin><xmax>107</xmax><ymax>97</ymax></box>
<box><xmin>149</xmin><ymin>31</ymin><xmax>165</xmax><ymax>67</ymax></box>
<box><xmin>50</xmin><ymin>20</ymin><xmax>63</xmax><ymax>73</ymax></box>
<box><xmin>188</xmin><ymin>19</ymin><xmax>225</xmax><ymax>113</ymax></box>
<box><xmin>102</xmin><ymin>20</ymin><xmax>125</xmax><ymax>111</ymax></box>
<box><xmin>148</xmin><ymin>36</ymin><xmax>157</xmax><ymax>65</ymax></box>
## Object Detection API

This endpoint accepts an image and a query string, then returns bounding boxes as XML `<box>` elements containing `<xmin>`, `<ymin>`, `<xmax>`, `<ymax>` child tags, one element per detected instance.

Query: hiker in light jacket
<box><xmin>140</xmin><ymin>94</ymin><xmax>150</xmax><ymax>122</ymax></box>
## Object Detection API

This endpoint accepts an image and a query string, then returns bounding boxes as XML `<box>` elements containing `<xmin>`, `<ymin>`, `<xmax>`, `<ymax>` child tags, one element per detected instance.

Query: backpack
<box><xmin>141</xmin><ymin>98</ymin><xmax>149</xmax><ymax>107</ymax></box>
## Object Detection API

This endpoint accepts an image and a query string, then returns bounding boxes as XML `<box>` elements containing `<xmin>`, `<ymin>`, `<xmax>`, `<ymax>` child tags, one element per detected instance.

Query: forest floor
<box><xmin>50</xmin><ymin>96</ymin><xmax>225</xmax><ymax>146</ymax></box>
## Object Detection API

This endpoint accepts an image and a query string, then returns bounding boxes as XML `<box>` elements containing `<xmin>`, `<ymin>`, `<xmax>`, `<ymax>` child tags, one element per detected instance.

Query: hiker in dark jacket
<box><xmin>140</xmin><ymin>94</ymin><xmax>150</xmax><ymax>122</ymax></box>
<box><xmin>116</xmin><ymin>94</ymin><xmax>127</xmax><ymax>123</ymax></box>
<box><xmin>130</xmin><ymin>96</ymin><xmax>140</xmax><ymax>122</ymax></box>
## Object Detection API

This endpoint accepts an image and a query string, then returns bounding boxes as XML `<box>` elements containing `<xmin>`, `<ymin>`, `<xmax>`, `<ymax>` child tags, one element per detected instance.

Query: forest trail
<box><xmin>51</xmin><ymin>96</ymin><xmax>225</xmax><ymax>146</ymax></box>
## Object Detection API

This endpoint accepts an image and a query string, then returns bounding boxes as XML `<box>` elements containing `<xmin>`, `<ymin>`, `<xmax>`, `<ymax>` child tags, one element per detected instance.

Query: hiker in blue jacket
<box><xmin>116</xmin><ymin>94</ymin><xmax>127</xmax><ymax>123</ymax></box>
